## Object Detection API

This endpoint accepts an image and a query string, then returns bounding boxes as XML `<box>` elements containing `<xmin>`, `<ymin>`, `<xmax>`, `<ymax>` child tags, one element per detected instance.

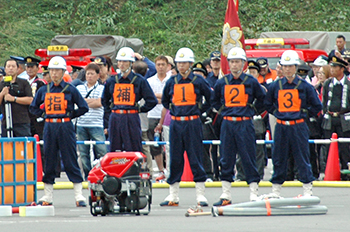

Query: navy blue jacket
<box><xmin>162</xmin><ymin>72</ymin><xmax>212</xmax><ymax>116</ymax></box>
<box><xmin>29</xmin><ymin>81</ymin><xmax>88</xmax><ymax>119</ymax></box>
<box><xmin>212</xmin><ymin>73</ymin><xmax>266</xmax><ymax>117</ymax></box>
<box><xmin>102</xmin><ymin>71</ymin><xmax>157</xmax><ymax>113</ymax></box>
<box><xmin>265</xmin><ymin>76</ymin><xmax>322</xmax><ymax>120</ymax></box>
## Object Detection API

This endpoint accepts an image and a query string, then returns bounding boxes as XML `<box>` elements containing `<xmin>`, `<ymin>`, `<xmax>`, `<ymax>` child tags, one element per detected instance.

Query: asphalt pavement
<box><xmin>1</xmin><ymin>160</ymin><xmax>350</xmax><ymax>232</ymax></box>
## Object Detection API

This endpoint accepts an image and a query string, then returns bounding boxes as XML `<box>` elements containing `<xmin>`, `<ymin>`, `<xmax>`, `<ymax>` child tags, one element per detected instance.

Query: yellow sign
<box><xmin>256</xmin><ymin>38</ymin><xmax>284</xmax><ymax>46</ymax></box>
<box><xmin>47</xmin><ymin>45</ymin><xmax>69</xmax><ymax>56</ymax></box>
<box><xmin>48</xmin><ymin>45</ymin><xmax>68</xmax><ymax>52</ymax></box>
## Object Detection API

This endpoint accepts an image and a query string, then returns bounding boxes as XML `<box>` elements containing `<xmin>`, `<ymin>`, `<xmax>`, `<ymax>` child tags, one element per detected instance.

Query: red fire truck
<box><xmin>245</xmin><ymin>38</ymin><xmax>328</xmax><ymax>69</ymax></box>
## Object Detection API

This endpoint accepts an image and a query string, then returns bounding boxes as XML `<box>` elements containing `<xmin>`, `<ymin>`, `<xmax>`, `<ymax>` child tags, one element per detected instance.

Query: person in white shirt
<box><xmin>76</xmin><ymin>63</ymin><xmax>107</xmax><ymax>180</ymax></box>
<box><xmin>147</xmin><ymin>56</ymin><xmax>171</xmax><ymax>181</ymax></box>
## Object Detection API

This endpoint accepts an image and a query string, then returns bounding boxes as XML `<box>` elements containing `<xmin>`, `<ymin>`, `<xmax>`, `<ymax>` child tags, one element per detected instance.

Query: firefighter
<box><xmin>29</xmin><ymin>56</ymin><xmax>89</xmax><ymax>206</ymax></box>
<box><xmin>212</xmin><ymin>47</ymin><xmax>266</xmax><ymax>206</ymax></box>
<box><xmin>101</xmin><ymin>47</ymin><xmax>157</xmax><ymax>152</ymax></box>
<box><xmin>160</xmin><ymin>47</ymin><xmax>212</xmax><ymax>207</ymax></box>
<box><xmin>264</xmin><ymin>50</ymin><xmax>322</xmax><ymax>197</ymax></box>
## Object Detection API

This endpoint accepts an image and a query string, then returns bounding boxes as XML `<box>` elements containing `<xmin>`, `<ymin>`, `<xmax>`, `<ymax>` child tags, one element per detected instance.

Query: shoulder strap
<box><xmin>46</xmin><ymin>83</ymin><xmax>70</xmax><ymax>93</ymax></box>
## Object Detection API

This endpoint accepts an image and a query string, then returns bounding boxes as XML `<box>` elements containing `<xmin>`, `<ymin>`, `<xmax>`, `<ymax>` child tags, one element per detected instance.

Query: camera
<box><xmin>3</xmin><ymin>76</ymin><xmax>20</xmax><ymax>96</ymax></box>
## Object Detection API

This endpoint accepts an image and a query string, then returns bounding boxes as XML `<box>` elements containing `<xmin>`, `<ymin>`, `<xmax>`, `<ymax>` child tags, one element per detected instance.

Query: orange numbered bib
<box><xmin>278</xmin><ymin>89</ymin><xmax>301</xmax><ymax>112</ymax></box>
<box><xmin>172</xmin><ymin>83</ymin><xmax>196</xmax><ymax>106</ymax></box>
<box><xmin>113</xmin><ymin>83</ymin><xmax>136</xmax><ymax>106</ymax></box>
<box><xmin>45</xmin><ymin>92</ymin><xmax>67</xmax><ymax>115</ymax></box>
<box><xmin>224</xmin><ymin>85</ymin><xmax>248</xmax><ymax>107</ymax></box>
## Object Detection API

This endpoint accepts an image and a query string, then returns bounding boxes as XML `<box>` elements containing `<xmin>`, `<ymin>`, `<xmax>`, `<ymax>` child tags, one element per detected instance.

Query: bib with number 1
<box><xmin>172</xmin><ymin>83</ymin><xmax>196</xmax><ymax>106</ymax></box>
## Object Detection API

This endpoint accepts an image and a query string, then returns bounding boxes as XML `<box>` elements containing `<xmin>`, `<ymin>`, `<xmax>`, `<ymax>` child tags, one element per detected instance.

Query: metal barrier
<box><xmin>36</xmin><ymin>138</ymin><xmax>339</xmax><ymax>146</ymax></box>
<box><xmin>0</xmin><ymin>137</ymin><xmax>37</xmax><ymax>206</ymax></box>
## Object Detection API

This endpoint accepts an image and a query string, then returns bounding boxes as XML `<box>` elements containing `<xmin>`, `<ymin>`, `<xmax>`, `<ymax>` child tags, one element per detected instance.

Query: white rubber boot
<box><xmin>74</xmin><ymin>183</ymin><xmax>86</xmax><ymax>206</ymax></box>
<box><xmin>249</xmin><ymin>182</ymin><xmax>259</xmax><ymax>201</ymax></box>
<box><xmin>163</xmin><ymin>182</ymin><xmax>180</xmax><ymax>203</ymax></box>
<box><xmin>196</xmin><ymin>182</ymin><xmax>208</xmax><ymax>206</ymax></box>
<box><xmin>272</xmin><ymin>183</ymin><xmax>282</xmax><ymax>198</ymax></box>
<box><xmin>303</xmin><ymin>183</ymin><xmax>313</xmax><ymax>197</ymax></box>
<box><xmin>219</xmin><ymin>181</ymin><xmax>232</xmax><ymax>201</ymax></box>
<box><xmin>39</xmin><ymin>183</ymin><xmax>54</xmax><ymax>204</ymax></box>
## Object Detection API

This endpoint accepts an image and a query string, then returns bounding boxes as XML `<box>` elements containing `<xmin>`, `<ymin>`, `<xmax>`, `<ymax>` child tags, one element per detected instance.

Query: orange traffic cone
<box><xmin>324</xmin><ymin>133</ymin><xmax>341</xmax><ymax>181</ymax></box>
<box><xmin>34</xmin><ymin>134</ymin><xmax>43</xmax><ymax>182</ymax></box>
<box><xmin>181</xmin><ymin>151</ymin><xmax>193</xmax><ymax>181</ymax></box>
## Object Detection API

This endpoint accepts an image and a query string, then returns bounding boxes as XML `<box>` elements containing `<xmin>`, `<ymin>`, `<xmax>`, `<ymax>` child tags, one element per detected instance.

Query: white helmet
<box><xmin>227</xmin><ymin>47</ymin><xmax>246</xmax><ymax>61</ymax></box>
<box><xmin>280</xmin><ymin>50</ymin><xmax>300</xmax><ymax>65</ymax></box>
<box><xmin>175</xmin><ymin>47</ymin><xmax>195</xmax><ymax>63</ymax></box>
<box><xmin>116</xmin><ymin>47</ymin><xmax>135</xmax><ymax>62</ymax></box>
<box><xmin>48</xmin><ymin>56</ymin><xmax>66</xmax><ymax>70</ymax></box>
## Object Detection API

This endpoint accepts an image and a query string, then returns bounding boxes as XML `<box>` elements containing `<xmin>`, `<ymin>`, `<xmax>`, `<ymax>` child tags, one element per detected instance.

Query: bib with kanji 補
<box><xmin>113</xmin><ymin>83</ymin><xmax>136</xmax><ymax>106</ymax></box>
<box><xmin>224</xmin><ymin>84</ymin><xmax>248</xmax><ymax>107</ymax></box>
<box><xmin>172</xmin><ymin>83</ymin><xmax>197</xmax><ymax>106</ymax></box>
<box><xmin>44</xmin><ymin>92</ymin><xmax>67</xmax><ymax>115</ymax></box>
<box><xmin>278</xmin><ymin>89</ymin><xmax>301</xmax><ymax>112</ymax></box>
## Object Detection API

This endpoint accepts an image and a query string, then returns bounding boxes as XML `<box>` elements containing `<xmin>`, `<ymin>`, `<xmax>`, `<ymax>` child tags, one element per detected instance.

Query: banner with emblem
<box><xmin>220</xmin><ymin>0</ymin><xmax>245</xmax><ymax>75</ymax></box>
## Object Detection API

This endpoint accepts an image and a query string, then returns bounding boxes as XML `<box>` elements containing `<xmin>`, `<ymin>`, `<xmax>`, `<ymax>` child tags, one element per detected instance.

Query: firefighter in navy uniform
<box><xmin>101</xmin><ymin>47</ymin><xmax>157</xmax><ymax>153</ymax></box>
<box><xmin>29</xmin><ymin>56</ymin><xmax>89</xmax><ymax>206</ymax></box>
<box><xmin>265</xmin><ymin>50</ymin><xmax>322</xmax><ymax>197</ymax></box>
<box><xmin>160</xmin><ymin>47</ymin><xmax>212</xmax><ymax>207</ymax></box>
<box><xmin>25</xmin><ymin>56</ymin><xmax>47</xmax><ymax>136</ymax></box>
<box><xmin>212</xmin><ymin>47</ymin><xmax>266</xmax><ymax>206</ymax></box>
<box><xmin>322</xmin><ymin>56</ymin><xmax>350</xmax><ymax>180</ymax></box>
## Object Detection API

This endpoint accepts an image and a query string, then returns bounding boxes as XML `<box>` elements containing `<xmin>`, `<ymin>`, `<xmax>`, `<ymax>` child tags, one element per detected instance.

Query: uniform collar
<box><xmin>281</xmin><ymin>75</ymin><xmax>301</xmax><ymax>85</ymax></box>
<box><xmin>176</xmin><ymin>71</ymin><xmax>194</xmax><ymax>82</ymax></box>
<box><xmin>118</xmin><ymin>71</ymin><xmax>134</xmax><ymax>81</ymax></box>
<box><xmin>50</xmin><ymin>80</ymin><xmax>66</xmax><ymax>88</ymax></box>
<box><xmin>227</xmin><ymin>72</ymin><xmax>245</xmax><ymax>82</ymax></box>
<box><xmin>333</xmin><ymin>75</ymin><xmax>346</xmax><ymax>85</ymax></box>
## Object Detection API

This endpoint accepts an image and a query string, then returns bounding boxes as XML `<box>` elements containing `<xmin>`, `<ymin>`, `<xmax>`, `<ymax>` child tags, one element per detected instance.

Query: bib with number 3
<box><xmin>278</xmin><ymin>89</ymin><xmax>301</xmax><ymax>112</ymax></box>
<box><xmin>172</xmin><ymin>83</ymin><xmax>196</xmax><ymax>106</ymax></box>
<box><xmin>224</xmin><ymin>85</ymin><xmax>248</xmax><ymax>107</ymax></box>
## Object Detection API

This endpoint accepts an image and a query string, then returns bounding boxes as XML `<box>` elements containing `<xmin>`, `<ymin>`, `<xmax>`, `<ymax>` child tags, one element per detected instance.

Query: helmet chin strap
<box><xmin>121</xmin><ymin>63</ymin><xmax>132</xmax><ymax>77</ymax></box>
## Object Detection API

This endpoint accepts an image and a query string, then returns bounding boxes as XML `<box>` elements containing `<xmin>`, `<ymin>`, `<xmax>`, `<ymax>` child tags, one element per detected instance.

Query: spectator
<box><xmin>76</xmin><ymin>63</ymin><xmax>107</xmax><ymax>180</ymax></box>
<box><xmin>192</xmin><ymin>62</ymin><xmax>214</xmax><ymax>182</ymax></box>
<box><xmin>328</xmin><ymin>35</ymin><xmax>346</xmax><ymax>60</ymax></box>
<box><xmin>236</xmin><ymin>60</ymin><xmax>266</xmax><ymax>181</ymax></box>
<box><xmin>309</xmin><ymin>56</ymin><xmax>328</xmax><ymax>86</ymax></box>
<box><xmin>10</xmin><ymin>56</ymin><xmax>29</xmax><ymax>79</ymax></box>
<box><xmin>0</xmin><ymin>59</ymin><xmax>33</xmax><ymax>137</ymax></box>
<box><xmin>256</xmin><ymin>57</ymin><xmax>277</xmax><ymax>87</ymax></box>
<box><xmin>322</xmin><ymin>56</ymin><xmax>350</xmax><ymax>180</ymax></box>
<box><xmin>133</xmin><ymin>60</ymin><xmax>154</xmax><ymax>179</ymax></box>
<box><xmin>147</xmin><ymin>56</ymin><xmax>171</xmax><ymax>181</ymax></box>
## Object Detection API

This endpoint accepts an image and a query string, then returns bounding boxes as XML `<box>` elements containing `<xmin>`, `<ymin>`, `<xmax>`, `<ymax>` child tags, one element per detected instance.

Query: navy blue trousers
<box><xmin>108</xmin><ymin>113</ymin><xmax>142</xmax><ymax>152</ymax></box>
<box><xmin>43</xmin><ymin>122</ymin><xmax>83</xmax><ymax>184</ymax></box>
<box><xmin>167</xmin><ymin>118</ymin><xmax>207</xmax><ymax>184</ymax></box>
<box><xmin>220</xmin><ymin>119</ymin><xmax>260</xmax><ymax>184</ymax></box>
<box><xmin>271</xmin><ymin>122</ymin><xmax>315</xmax><ymax>184</ymax></box>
